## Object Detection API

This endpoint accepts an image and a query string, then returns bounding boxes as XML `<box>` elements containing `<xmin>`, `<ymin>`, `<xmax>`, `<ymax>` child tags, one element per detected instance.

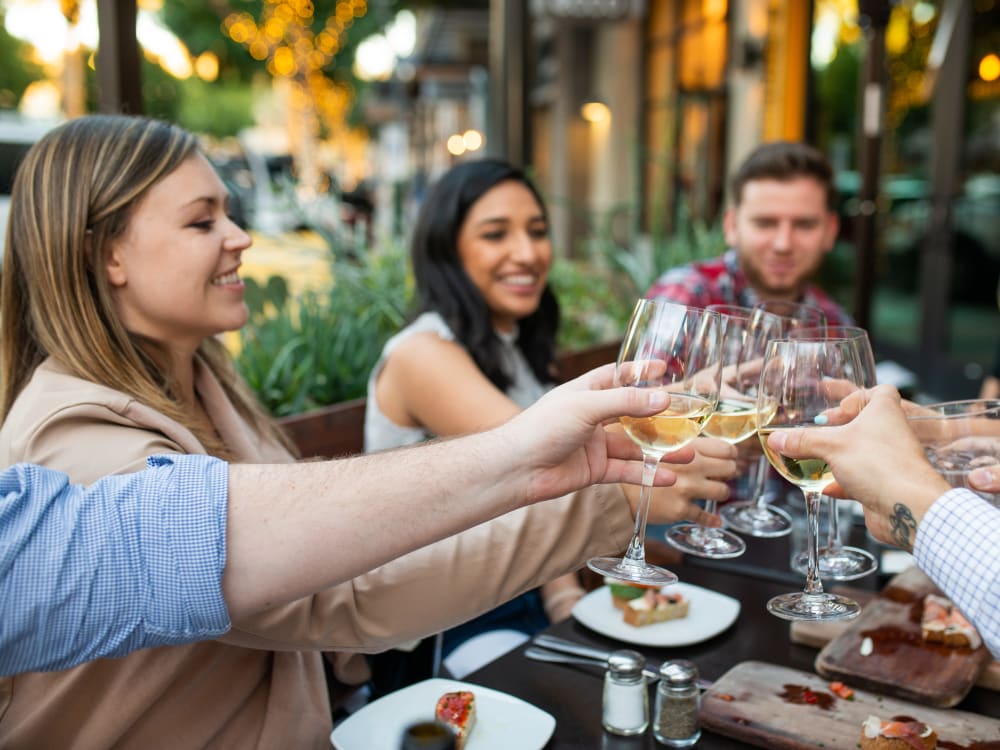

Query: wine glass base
<box><xmin>664</xmin><ymin>524</ymin><xmax>746</xmax><ymax>559</ymax></box>
<box><xmin>719</xmin><ymin>501</ymin><xmax>792</xmax><ymax>538</ymax></box>
<box><xmin>587</xmin><ymin>556</ymin><xmax>678</xmax><ymax>587</ymax></box>
<box><xmin>766</xmin><ymin>591</ymin><xmax>861</xmax><ymax>622</ymax></box>
<box><xmin>791</xmin><ymin>546</ymin><xmax>878</xmax><ymax>581</ymax></box>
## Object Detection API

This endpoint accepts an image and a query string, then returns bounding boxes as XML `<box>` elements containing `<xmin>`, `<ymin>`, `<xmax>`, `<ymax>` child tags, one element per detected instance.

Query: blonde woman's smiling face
<box><xmin>103</xmin><ymin>153</ymin><xmax>252</xmax><ymax>354</ymax></box>
<box><xmin>456</xmin><ymin>180</ymin><xmax>552</xmax><ymax>333</ymax></box>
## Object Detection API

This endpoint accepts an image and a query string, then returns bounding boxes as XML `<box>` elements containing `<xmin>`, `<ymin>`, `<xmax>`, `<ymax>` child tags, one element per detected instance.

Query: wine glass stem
<box><xmin>826</xmin><ymin>497</ymin><xmax>841</xmax><ymax>551</ymax></box>
<box><xmin>696</xmin><ymin>500</ymin><xmax>720</xmax><ymax>541</ymax></box>
<box><xmin>803</xmin><ymin>490</ymin><xmax>825</xmax><ymax>596</ymax></box>
<box><xmin>751</xmin><ymin>455</ymin><xmax>770</xmax><ymax>509</ymax></box>
<box><xmin>622</xmin><ymin>453</ymin><xmax>661</xmax><ymax>567</ymax></box>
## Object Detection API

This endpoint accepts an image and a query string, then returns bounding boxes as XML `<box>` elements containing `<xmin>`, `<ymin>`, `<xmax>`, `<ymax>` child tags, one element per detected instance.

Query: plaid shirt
<box><xmin>645</xmin><ymin>249</ymin><xmax>853</xmax><ymax>326</ymax></box>
<box><xmin>1</xmin><ymin>454</ymin><xmax>231</xmax><ymax>676</ymax></box>
<box><xmin>914</xmin><ymin>488</ymin><xmax>1000</xmax><ymax>658</ymax></box>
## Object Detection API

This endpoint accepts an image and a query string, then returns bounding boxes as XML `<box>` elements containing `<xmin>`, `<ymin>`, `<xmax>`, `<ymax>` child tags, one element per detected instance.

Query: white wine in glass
<box><xmin>588</xmin><ymin>299</ymin><xmax>723</xmax><ymax>586</ymax></box>
<box><xmin>756</xmin><ymin>337</ymin><xmax>864</xmax><ymax>621</ymax></box>
<box><xmin>720</xmin><ymin>300</ymin><xmax>827</xmax><ymax>538</ymax></box>
<box><xmin>788</xmin><ymin>325</ymin><xmax>878</xmax><ymax>581</ymax></box>
<box><xmin>664</xmin><ymin>305</ymin><xmax>780</xmax><ymax>558</ymax></box>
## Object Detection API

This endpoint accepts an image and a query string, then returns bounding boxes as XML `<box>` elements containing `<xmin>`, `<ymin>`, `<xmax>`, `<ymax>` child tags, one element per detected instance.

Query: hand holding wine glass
<box><xmin>755</xmin><ymin>337</ymin><xmax>865</xmax><ymax>621</ymax></box>
<box><xmin>906</xmin><ymin>399</ymin><xmax>1000</xmax><ymax>507</ymax></box>
<box><xmin>588</xmin><ymin>299</ymin><xmax>723</xmax><ymax>586</ymax></box>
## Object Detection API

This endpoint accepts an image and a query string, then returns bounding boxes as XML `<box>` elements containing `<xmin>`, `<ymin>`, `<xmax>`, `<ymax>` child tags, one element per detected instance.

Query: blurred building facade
<box><xmin>369</xmin><ymin>0</ymin><xmax>998</xmax><ymax>400</ymax></box>
<box><xmin>51</xmin><ymin>0</ymin><xmax>1000</xmax><ymax>398</ymax></box>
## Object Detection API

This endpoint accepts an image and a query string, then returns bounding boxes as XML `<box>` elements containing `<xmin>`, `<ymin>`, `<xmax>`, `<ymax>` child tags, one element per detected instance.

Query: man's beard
<box><xmin>740</xmin><ymin>256</ymin><xmax>825</xmax><ymax>300</ymax></box>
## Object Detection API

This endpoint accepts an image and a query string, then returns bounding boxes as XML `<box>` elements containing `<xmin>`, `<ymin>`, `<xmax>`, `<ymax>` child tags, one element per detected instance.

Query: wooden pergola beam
<box><xmin>95</xmin><ymin>0</ymin><xmax>143</xmax><ymax>114</ymax></box>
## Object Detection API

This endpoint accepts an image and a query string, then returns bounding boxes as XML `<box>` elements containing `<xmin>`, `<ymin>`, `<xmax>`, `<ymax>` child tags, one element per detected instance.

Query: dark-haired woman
<box><xmin>365</xmin><ymin>159</ymin><xmax>737</xmax><ymax>676</ymax></box>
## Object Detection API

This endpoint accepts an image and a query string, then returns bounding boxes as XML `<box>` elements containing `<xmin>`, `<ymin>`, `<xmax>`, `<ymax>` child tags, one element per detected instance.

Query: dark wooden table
<box><xmin>464</xmin><ymin>557</ymin><xmax>999</xmax><ymax>749</ymax></box>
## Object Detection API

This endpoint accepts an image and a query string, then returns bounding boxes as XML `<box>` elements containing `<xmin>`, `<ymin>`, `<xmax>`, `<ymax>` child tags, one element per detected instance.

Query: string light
<box><xmin>223</xmin><ymin>0</ymin><xmax>367</xmax><ymax>142</ymax></box>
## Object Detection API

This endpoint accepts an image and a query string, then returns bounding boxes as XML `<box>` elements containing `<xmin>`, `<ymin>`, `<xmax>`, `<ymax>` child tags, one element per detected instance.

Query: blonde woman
<box><xmin>0</xmin><ymin>115</ymin><xmax>702</xmax><ymax>748</ymax></box>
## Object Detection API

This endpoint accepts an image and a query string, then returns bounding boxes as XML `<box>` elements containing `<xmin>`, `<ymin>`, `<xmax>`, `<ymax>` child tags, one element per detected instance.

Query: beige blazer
<box><xmin>0</xmin><ymin>357</ymin><xmax>633</xmax><ymax>749</ymax></box>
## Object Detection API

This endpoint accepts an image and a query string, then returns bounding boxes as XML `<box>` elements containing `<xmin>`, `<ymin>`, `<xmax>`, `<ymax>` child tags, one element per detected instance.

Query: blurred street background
<box><xmin>1</xmin><ymin>0</ymin><xmax>998</xmax><ymax>412</ymax></box>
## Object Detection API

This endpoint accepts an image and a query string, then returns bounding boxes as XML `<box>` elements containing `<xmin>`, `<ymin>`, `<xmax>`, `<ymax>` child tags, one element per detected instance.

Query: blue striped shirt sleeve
<box><xmin>913</xmin><ymin>488</ymin><xmax>1000</xmax><ymax>658</ymax></box>
<box><xmin>1</xmin><ymin>454</ymin><xmax>231</xmax><ymax>676</ymax></box>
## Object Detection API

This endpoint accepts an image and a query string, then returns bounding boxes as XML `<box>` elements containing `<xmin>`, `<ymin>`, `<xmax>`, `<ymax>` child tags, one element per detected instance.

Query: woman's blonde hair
<box><xmin>0</xmin><ymin>114</ymin><xmax>295</xmax><ymax>459</ymax></box>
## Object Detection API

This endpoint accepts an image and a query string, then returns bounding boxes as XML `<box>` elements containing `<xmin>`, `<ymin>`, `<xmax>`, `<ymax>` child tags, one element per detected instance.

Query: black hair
<box><xmin>410</xmin><ymin>159</ymin><xmax>559</xmax><ymax>391</ymax></box>
<box><xmin>729</xmin><ymin>141</ymin><xmax>838</xmax><ymax>211</ymax></box>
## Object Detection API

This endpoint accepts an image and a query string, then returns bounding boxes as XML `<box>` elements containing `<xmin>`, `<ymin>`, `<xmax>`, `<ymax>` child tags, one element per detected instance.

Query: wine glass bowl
<box><xmin>588</xmin><ymin>299</ymin><xmax>723</xmax><ymax>586</ymax></box>
<box><xmin>720</xmin><ymin>301</ymin><xmax>827</xmax><ymax>538</ymax></box>
<box><xmin>755</xmin><ymin>337</ymin><xmax>865</xmax><ymax>621</ymax></box>
<box><xmin>907</xmin><ymin>398</ymin><xmax>1000</xmax><ymax>507</ymax></box>
<box><xmin>786</xmin><ymin>325</ymin><xmax>879</xmax><ymax>581</ymax></box>
<box><xmin>664</xmin><ymin>305</ymin><xmax>780</xmax><ymax>559</ymax></box>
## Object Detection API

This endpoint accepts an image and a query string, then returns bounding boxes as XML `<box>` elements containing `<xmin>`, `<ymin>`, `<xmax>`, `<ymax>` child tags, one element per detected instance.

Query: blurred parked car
<box><xmin>0</xmin><ymin>115</ymin><xmax>60</xmax><ymax>259</ymax></box>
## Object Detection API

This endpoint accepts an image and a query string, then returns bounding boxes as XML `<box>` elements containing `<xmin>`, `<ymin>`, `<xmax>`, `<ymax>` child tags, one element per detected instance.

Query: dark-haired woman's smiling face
<box><xmin>456</xmin><ymin>180</ymin><xmax>552</xmax><ymax>333</ymax></box>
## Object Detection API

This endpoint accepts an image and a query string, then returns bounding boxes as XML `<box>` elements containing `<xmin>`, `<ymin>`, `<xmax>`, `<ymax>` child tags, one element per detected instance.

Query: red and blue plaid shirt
<box><xmin>644</xmin><ymin>249</ymin><xmax>853</xmax><ymax>326</ymax></box>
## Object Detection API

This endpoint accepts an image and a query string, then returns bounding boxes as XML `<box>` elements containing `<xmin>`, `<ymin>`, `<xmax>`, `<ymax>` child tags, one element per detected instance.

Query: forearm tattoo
<box><xmin>890</xmin><ymin>503</ymin><xmax>918</xmax><ymax>551</ymax></box>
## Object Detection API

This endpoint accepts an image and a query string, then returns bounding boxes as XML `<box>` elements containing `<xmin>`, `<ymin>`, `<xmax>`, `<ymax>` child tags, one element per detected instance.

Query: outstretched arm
<box><xmin>3</xmin><ymin>365</ymin><xmax>674</xmax><ymax>674</ymax></box>
<box><xmin>223</xmin><ymin>364</ymin><xmax>679</xmax><ymax>616</ymax></box>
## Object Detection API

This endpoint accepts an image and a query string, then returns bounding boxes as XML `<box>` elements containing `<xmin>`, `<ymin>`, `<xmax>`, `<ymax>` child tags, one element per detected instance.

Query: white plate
<box><xmin>571</xmin><ymin>581</ymin><xmax>740</xmax><ymax>646</ymax></box>
<box><xmin>330</xmin><ymin>677</ymin><xmax>556</xmax><ymax>750</ymax></box>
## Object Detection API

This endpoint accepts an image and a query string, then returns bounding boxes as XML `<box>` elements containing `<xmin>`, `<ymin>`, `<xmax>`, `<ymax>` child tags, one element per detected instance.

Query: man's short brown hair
<box><xmin>730</xmin><ymin>141</ymin><xmax>838</xmax><ymax>211</ymax></box>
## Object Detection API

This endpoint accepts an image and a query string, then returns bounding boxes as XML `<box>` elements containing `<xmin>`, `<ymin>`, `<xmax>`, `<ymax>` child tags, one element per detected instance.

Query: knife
<box><xmin>524</xmin><ymin>646</ymin><xmax>661</xmax><ymax>681</ymax></box>
<box><xmin>533</xmin><ymin>634</ymin><xmax>619</xmax><ymax>663</ymax></box>
<box><xmin>531</xmin><ymin>634</ymin><xmax>714</xmax><ymax>689</ymax></box>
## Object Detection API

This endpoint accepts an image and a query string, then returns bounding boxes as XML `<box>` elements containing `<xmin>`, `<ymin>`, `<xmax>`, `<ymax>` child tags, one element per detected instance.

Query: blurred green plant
<box><xmin>602</xmin><ymin>196</ymin><xmax>726</xmax><ymax>297</ymax></box>
<box><xmin>235</xmin><ymin>242</ymin><xmax>410</xmax><ymax>416</ymax></box>
<box><xmin>550</xmin><ymin>194</ymin><xmax>726</xmax><ymax>351</ymax></box>
<box><xmin>549</xmin><ymin>257</ymin><xmax>634</xmax><ymax>352</ymax></box>
<box><xmin>236</xmin><ymin>192</ymin><xmax>725</xmax><ymax>416</ymax></box>
<box><xmin>176</xmin><ymin>78</ymin><xmax>256</xmax><ymax>138</ymax></box>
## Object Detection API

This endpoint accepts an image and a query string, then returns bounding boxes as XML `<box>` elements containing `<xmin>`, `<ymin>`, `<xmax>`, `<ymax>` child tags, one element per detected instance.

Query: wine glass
<box><xmin>588</xmin><ymin>299</ymin><xmax>723</xmax><ymax>586</ymax></box>
<box><xmin>664</xmin><ymin>305</ymin><xmax>781</xmax><ymax>558</ymax></box>
<box><xmin>788</xmin><ymin>326</ymin><xmax>879</xmax><ymax>580</ymax></box>
<box><xmin>907</xmin><ymin>399</ymin><xmax>1000</xmax><ymax>507</ymax></box>
<box><xmin>755</xmin><ymin>337</ymin><xmax>865</xmax><ymax>621</ymax></box>
<box><xmin>720</xmin><ymin>300</ymin><xmax>827</xmax><ymax>537</ymax></box>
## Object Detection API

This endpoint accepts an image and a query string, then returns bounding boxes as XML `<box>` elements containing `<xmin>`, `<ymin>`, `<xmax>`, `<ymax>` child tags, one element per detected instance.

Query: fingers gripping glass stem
<box><xmin>589</xmin><ymin>299</ymin><xmax>722</xmax><ymax>586</ymax></box>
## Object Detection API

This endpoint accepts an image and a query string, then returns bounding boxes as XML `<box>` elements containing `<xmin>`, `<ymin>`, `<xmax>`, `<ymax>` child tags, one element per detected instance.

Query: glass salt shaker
<box><xmin>653</xmin><ymin>659</ymin><xmax>701</xmax><ymax>747</ymax></box>
<box><xmin>602</xmin><ymin>649</ymin><xmax>649</xmax><ymax>736</ymax></box>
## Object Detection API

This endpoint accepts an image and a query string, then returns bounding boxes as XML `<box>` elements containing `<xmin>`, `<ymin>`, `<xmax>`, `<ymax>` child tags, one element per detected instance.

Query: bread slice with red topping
<box><xmin>860</xmin><ymin>715</ymin><xmax>938</xmax><ymax>750</ymax></box>
<box><xmin>920</xmin><ymin>594</ymin><xmax>981</xmax><ymax>649</ymax></box>
<box><xmin>621</xmin><ymin>588</ymin><xmax>689</xmax><ymax>627</ymax></box>
<box><xmin>435</xmin><ymin>690</ymin><xmax>476</xmax><ymax>750</ymax></box>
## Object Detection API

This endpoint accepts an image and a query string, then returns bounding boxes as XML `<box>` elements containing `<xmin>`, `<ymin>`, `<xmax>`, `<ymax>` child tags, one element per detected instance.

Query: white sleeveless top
<box><xmin>365</xmin><ymin>311</ymin><xmax>550</xmax><ymax>452</ymax></box>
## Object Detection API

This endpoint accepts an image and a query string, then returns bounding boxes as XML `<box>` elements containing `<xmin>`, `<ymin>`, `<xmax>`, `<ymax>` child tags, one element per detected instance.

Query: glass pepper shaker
<box><xmin>399</xmin><ymin>720</ymin><xmax>456</xmax><ymax>750</ymax></box>
<box><xmin>602</xmin><ymin>649</ymin><xmax>649</xmax><ymax>736</ymax></box>
<box><xmin>653</xmin><ymin>659</ymin><xmax>701</xmax><ymax>747</ymax></box>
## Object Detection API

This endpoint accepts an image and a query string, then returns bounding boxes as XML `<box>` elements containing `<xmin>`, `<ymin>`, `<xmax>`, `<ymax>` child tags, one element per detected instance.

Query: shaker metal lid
<box><xmin>659</xmin><ymin>659</ymin><xmax>698</xmax><ymax>686</ymax></box>
<box><xmin>607</xmin><ymin>649</ymin><xmax>645</xmax><ymax>678</ymax></box>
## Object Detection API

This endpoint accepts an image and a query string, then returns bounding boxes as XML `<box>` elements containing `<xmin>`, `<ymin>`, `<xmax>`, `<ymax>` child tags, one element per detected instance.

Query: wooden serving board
<box><xmin>815</xmin><ymin>568</ymin><xmax>992</xmax><ymax>707</ymax></box>
<box><xmin>700</xmin><ymin>660</ymin><xmax>1000</xmax><ymax>750</ymax></box>
<box><xmin>790</xmin><ymin>585</ymin><xmax>1000</xmax><ymax>691</ymax></box>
